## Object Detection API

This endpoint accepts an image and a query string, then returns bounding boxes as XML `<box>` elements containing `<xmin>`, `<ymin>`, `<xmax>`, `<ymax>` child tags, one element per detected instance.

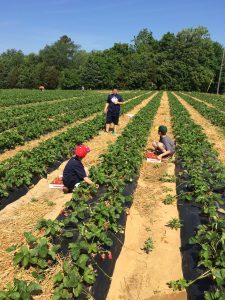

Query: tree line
<box><xmin>0</xmin><ymin>27</ymin><xmax>224</xmax><ymax>92</ymax></box>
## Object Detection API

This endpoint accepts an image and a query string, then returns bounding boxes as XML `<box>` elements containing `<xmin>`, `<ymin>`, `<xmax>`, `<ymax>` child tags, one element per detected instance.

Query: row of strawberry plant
<box><xmin>168</xmin><ymin>92</ymin><xmax>225</xmax><ymax>299</ymax></box>
<box><xmin>0</xmin><ymin>89</ymin><xmax>94</xmax><ymax>107</ymax></box>
<box><xmin>0</xmin><ymin>95</ymin><xmax>101</xmax><ymax>131</ymax></box>
<box><xmin>176</xmin><ymin>92</ymin><xmax>225</xmax><ymax>133</ymax></box>
<box><xmin>0</xmin><ymin>91</ymin><xmax>140</xmax><ymax>125</ymax></box>
<box><xmin>0</xmin><ymin>92</ymin><xmax>154</xmax><ymax>200</ymax></box>
<box><xmin>0</xmin><ymin>95</ymin><xmax>105</xmax><ymax>133</ymax></box>
<box><xmin>0</xmin><ymin>89</ymin><xmax>140</xmax><ymax>108</ymax></box>
<box><xmin>187</xmin><ymin>92</ymin><xmax>225</xmax><ymax>112</ymax></box>
<box><xmin>2</xmin><ymin>92</ymin><xmax>162</xmax><ymax>299</ymax></box>
<box><xmin>0</xmin><ymin>92</ymin><xmax>143</xmax><ymax>152</ymax></box>
<box><xmin>0</xmin><ymin>95</ymin><xmax>106</xmax><ymax>152</ymax></box>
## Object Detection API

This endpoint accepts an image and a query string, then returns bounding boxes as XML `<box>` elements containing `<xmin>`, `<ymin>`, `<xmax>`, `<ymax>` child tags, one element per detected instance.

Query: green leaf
<box><xmin>212</xmin><ymin>268</ymin><xmax>225</xmax><ymax>286</ymax></box>
<box><xmin>76</xmin><ymin>254</ymin><xmax>89</xmax><ymax>269</ymax></box>
<box><xmin>13</xmin><ymin>253</ymin><xmax>23</xmax><ymax>265</ymax></box>
<box><xmin>31</xmin><ymin>271</ymin><xmax>45</xmax><ymax>281</ymax></box>
<box><xmin>73</xmin><ymin>282</ymin><xmax>82</xmax><ymax>297</ymax></box>
<box><xmin>37</xmin><ymin>258</ymin><xmax>48</xmax><ymax>269</ymax></box>
<box><xmin>61</xmin><ymin>288</ymin><xmax>70</xmax><ymax>299</ymax></box>
<box><xmin>63</xmin><ymin>261</ymin><xmax>71</xmax><ymax>274</ymax></box>
<box><xmin>22</xmin><ymin>254</ymin><xmax>30</xmax><ymax>268</ymax></box>
<box><xmin>27</xmin><ymin>282</ymin><xmax>42</xmax><ymax>293</ymax></box>
<box><xmin>0</xmin><ymin>291</ymin><xmax>6</xmax><ymax>299</ymax></box>
<box><xmin>63</xmin><ymin>231</ymin><xmax>74</xmax><ymax>238</ymax></box>
<box><xmin>7</xmin><ymin>291</ymin><xmax>20</xmax><ymax>299</ymax></box>
<box><xmin>88</xmin><ymin>243</ymin><xmax>98</xmax><ymax>254</ymax></box>
<box><xmin>24</xmin><ymin>232</ymin><xmax>36</xmax><ymax>243</ymax></box>
<box><xmin>6</xmin><ymin>245</ymin><xmax>17</xmax><ymax>252</ymax></box>
<box><xmin>53</xmin><ymin>272</ymin><xmax>64</xmax><ymax>284</ymax></box>
<box><xmin>83</xmin><ymin>268</ymin><xmax>96</xmax><ymax>284</ymax></box>
<box><xmin>38</xmin><ymin>245</ymin><xmax>48</xmax><ymax>258</ymax></box>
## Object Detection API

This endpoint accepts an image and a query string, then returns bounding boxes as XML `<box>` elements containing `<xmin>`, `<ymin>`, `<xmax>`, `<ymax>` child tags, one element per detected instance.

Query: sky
<box><xmin>0</xmin><ymin>0</ymin><xmax>224</xmax><ymax>54</ymax></box>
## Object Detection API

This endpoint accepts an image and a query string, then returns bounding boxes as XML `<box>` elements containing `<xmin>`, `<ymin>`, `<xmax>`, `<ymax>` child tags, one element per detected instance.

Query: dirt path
<box><xmin>173</xmin><ymin>92</ymin><xmax>225</xmax><ymax>165</ymax></box>
<box><xmin>180</xmin><ymin>92</ymin><xmax>225</xmax><ymax>111</ymax></box>
<box><xmin>0</xmin><ymin>92</ymin><xmax>157</xmax><ymax>290</ymax></box>
<box><xmin>107</xmin><ymin>92</ymin><xmax>186</xmax><ymax>300</ymax></box>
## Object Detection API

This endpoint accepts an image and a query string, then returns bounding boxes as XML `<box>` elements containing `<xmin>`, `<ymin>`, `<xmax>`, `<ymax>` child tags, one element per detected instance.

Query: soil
<box><xmin>0</xmin><ymin>92</ymin><xmax>157</xmax><ymax>290</ymax></box>
<box><xmin>107</xmin><ymin>92</ymin><xmax>186</xmax><ymax>300</ymax></box>
<box><xmin>173</xmin><ymin>92</ymin><xmax>225</xmax><ymax>165</ymax></box>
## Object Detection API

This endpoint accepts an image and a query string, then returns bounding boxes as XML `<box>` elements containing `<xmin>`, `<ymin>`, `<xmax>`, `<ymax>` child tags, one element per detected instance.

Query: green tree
<box><xmin>60</xmin><ymin>68</ymin><xmax>81</xmax><ymax>89</ymax></box>
<box><xmin>39</xmin><ymin>35</ymin><xmax>80</xmax><ymax>71</ymax></box>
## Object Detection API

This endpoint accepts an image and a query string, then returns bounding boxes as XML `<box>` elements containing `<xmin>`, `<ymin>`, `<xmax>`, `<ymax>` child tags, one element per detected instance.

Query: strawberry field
<box><xmin>0</xmin><ymin>90</ymin><xmax>225</xmax><ymax>300</ymax></box>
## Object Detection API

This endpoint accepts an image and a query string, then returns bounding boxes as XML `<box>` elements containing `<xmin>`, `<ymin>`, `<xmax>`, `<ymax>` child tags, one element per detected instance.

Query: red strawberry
<box><xmin>108</xmin><ymin>251</ymin><xmax>112</xmax><ymax>260</ymax></box>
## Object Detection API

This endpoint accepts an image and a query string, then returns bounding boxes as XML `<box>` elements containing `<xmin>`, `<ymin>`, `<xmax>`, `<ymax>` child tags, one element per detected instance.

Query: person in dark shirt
<box><xmin>152</xmin><ymin>125</ymin><xmax>175</xmax><ymax>160</ymax></box>
<box><xmin>104</xmin><ymin>86</ymin><xmax>124</xmax><ymax>134</ymax></box>
<box><xmin>63</xmin><ymin>144</ymin><xmax>96</xmax><ymax>193</ymax></box>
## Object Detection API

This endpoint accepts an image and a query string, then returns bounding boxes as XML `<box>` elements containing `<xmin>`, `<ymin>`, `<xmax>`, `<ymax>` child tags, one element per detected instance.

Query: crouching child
<box><xmin>63</xmin><ymin>144</ymin><xmax>97</xmax><ymax>193</ymax></box>
<box><xmin>152</xmin><ymin>125</ymin><xmax>175</xmax><ymax>160</ymax></box>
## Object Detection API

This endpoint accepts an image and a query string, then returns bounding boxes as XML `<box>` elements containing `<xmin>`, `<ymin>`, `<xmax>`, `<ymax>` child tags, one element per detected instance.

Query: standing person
<box><xmin>104</xmin><ymin>86</ymin><xmax>124</xmax><ymax>134</ymax></box>
<box><xmin>62</xmin><ymin>145</ymin><xmax>97</xmax><ymax>193</ymax></box>
<box><xmin>152</xmin><ymin>125</ymin><xmax>175</xmax><ymax>160</ymax></box>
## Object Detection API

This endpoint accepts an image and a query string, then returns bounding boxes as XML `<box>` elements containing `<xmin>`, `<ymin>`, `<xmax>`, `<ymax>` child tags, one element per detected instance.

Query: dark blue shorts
<box><xmin>106</xmin><ymin>111</ymin><xmax>120</xmax><ymax>125</ymax></box>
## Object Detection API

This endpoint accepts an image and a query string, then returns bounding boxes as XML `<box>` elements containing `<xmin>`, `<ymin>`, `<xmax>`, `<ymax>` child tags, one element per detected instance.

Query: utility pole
<box><xmin>217</xmin><ymin>47</ymin><xmax>225</xmax><ymax>94</ymax></box>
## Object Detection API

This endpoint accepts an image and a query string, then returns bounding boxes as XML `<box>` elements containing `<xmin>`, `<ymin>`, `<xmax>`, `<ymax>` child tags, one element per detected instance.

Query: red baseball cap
<box><xmin>74</xmin><ymin>145</ymin><xmax>90</xmax><ymax>158</ymax></box>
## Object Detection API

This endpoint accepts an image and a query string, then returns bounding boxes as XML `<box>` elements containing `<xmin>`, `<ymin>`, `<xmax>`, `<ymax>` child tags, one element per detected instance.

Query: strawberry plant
<box><xmin>13</xmin><ymin>232</ymin><xmax>60</xmax><ymax>280</ymax></box>
<box><xmin>163</xmin><ymin>194</ymin><xmax>176</xmax><ymax>205</ymax></box>
<box><xmin>167</xmin><ymin>278</ymin><xmax>190</xmax><ymax>291</ymax></box>
<box><xmin>2</xmin><ymin>92</ymin><xmax>161</xmax><ymax>299</ymax></box>
<box><xmin>0</xmin><ymin>92</ymin><xmax>153</xmax><ymax>199</ymax></box>
<box><xmin>176</xmin><ymin>92</ymin><xmax>225</xmax><ymax>132</ymax></box>
<box><xmin>160</xmin><ymin>173</ymin><xmax>176</xmax><ymax>183</ymax></box>
<box><xmin>167</xmin><ymin>218</ymin><xmax>183</xmax><ymax>230</ymax></box>
<box><xmin>52</xmin><ymin>260</ymin><xmax>95</xmax><ymax>300</ymax></box>
<box><xmin>0</xmin><ymin>279</ymin><xmax>42</xmax><ymax>300</ymax></box>
<box><xmin>36</xmin><ymin>219</ymin><xmax>65</xmax><ymax>237</ymax></box>
<box><xmin>187</xmin><ymin>92</ymin><xmax>225</xmax><ymax>112</ymax></box>
<box><xmin>168</xmin><ymin>92</ymin><xmax>225</xmax><ymax>298</ymax></box>
<box><xmin>204</xmin><ymin>290</ymin><xmax>225</xmax><ymax>300</ymax></box>
<box><xmin>142</xmin><ymin>238</ymin><xmax>154</xmax><ymax>253</ymax></box>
